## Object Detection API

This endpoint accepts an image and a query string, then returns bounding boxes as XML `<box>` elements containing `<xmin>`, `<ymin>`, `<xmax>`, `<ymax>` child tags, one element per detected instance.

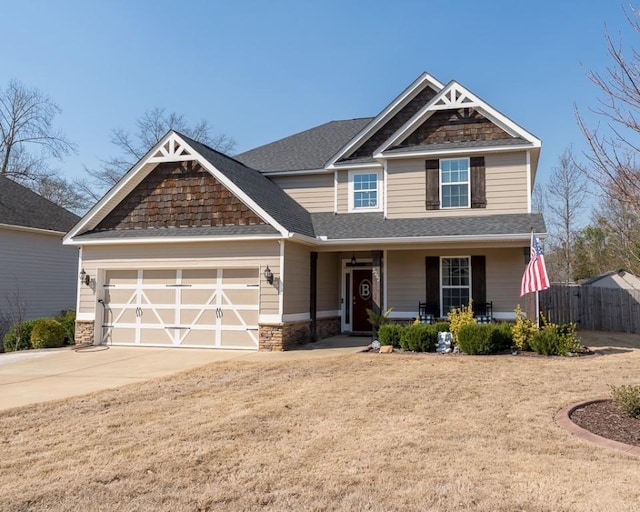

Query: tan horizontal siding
<box><xmin>270</xmin><ymin>174</ymin><xmax>334</xmax><ymax>213</ymax></box>
<box><xmin>283</xmin><ymin>242</ymin><xmax>310</xmax><ymax>315</ymax></box>
<box><xmin>336</xmin><ymin>171</ymin><xmax>348</xmax><ymax>213</ymax></box>
<box><xmin>386</xmin><ymin>152</ymin><xmax>529</xmax><ymax>218</ymax></box>
<box><xmin>317</xmin><ymin>252</ymin><xmax>339</xmax><ymax>312</ymax></box>
<box><xmin>386</xmin><ymin>248</ymin><xmax>524</xmax><ymax>316</ymax></box>
<box><xmin>80</xmin><ymin>240</ymin><xmax>281</xmax><ymax>316</ymax></box>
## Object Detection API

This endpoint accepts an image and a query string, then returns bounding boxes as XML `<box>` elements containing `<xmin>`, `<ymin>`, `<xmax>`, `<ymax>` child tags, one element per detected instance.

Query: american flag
<box><xmin>520</xmin><ymin>232</ymin><xmax>550</xmax><ymax>296</ymax></box>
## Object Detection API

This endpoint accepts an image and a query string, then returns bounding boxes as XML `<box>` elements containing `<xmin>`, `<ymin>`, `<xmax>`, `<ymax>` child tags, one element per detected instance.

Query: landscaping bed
<box><xmin>571</xmin><ymin>400</ymin><xmax>640</xmax><ymax>447</ymax></box>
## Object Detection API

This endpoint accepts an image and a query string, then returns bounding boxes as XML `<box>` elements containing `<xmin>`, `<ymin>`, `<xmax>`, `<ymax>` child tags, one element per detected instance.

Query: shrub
<box><xmin>31</xmin><ymin>319</ymin><xmax>66</xmax><ymax>349</ymax></box>
<box><xmin>530</xmin><ymin>316</ymin><xmax>584</xmax><ymax>356</ymax></box>
<box><xmin>433</xmin><ymin>321</ymin><xmax>451</xmax><ymax>333</ymax></box>
<box><xmin>378</xmin><ymin>324</ymin><xmax>403</xmax><ymax>347</ymax></box>
<box><xmin>494</xmin><ymin>322</ymin><xmax>513</xmax><ymax>350</ymax></box>
<box><xmin>2</xmin><ymin>319</ymin><xmax>39</xmax><ymax>352</ymax></box>
<box><xmin>610</xmin><ymin>384</ymin><xmax>640</xmax><ymax>418</ymax></box>
<box><xmin>530</xmin><ymin>328</ymin><xmax>560</xmax><ymax>355</ymax></box>
<box><xmin>512</xmin><ymin>305</ymin><xmax>537</xmax><ymax>351</ymax></box>
<box><xmin>399</xmin><ymin>324</ymin><xmax>437</xmax><ymax>352</ymax></box>
<box><xmin>447</xmin><ymin>301</ymin><xmax>476</xmax><ymax>346</ymax></box>
<box><xmin>55</xmin><ymin>310</ymin><xmax>76</xmax><ymax>345</ymax></box>
<box><xmin>457</xmin><ymin>323</ymin><xmax>511</xmax><ymax>355</ymax></box>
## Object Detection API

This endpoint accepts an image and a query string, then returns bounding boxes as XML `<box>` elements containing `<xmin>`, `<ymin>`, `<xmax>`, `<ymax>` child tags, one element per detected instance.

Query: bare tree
<box><xmin>544</xmin><ymin>148</ymin><xmax>588</xmax><ymax>282</ymax></box>
<box><xmin>576</xmin><ymin>4</ymin><xmax>640</xmax><ymax>220</ymax></box>
<box><xmin>77</xmin><ymin>108</ymin><xmax>236</xmax><ymax>202</ymax></box>
<box><xmin>0</xmin><ymin>286</ymin><xmax>28</xmax><ymax>351</ymax></box>
<box><xmin>0</xmin><ymin>80</ymin><xmax>76</xmax><ymax>186</ymax></box>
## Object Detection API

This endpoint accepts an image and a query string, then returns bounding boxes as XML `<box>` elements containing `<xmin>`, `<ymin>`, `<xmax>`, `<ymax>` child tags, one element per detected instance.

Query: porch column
<box><xmin>310</xmin><ymin>251</ymin><xmax>318</xmax><ymax>342</ymax></box>
<box><xmin>372</xmin><ymin>250</ymin><xmax>383</xmax><ymax>339</ymax></box>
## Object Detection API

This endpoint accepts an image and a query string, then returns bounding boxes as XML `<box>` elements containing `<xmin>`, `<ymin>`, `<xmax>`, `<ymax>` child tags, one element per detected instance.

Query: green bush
<box><xmin>458</xmin><ymin>324</ymin><xmax>493</xmax><ymax>355</ymax></box>
<box><xmin>378</xmin><ymin>324</ymin><xmax>403</xmax><ymax>347</ymax></box>
<box><xmin>513</xmin><ymin>305</ymin><xmax>536</xmax><ymax>351</ymax></box>
<box><xmin>31</xmin><ymin>319</ymin><xmax>66</xmax><ymax>349</ymax></box>
<box><xmin>55</xmin><ymin>310</ymin><xmax>76</xmax><ymax>345</ymax></box>
<box><xmin>530</xmin><ymin>319</ymin><xmax>583</xmax><ymax>356</ymax></box>
<box><xmin>610</xmin><ymin>384</ymin><xmax>640</xmax><ymax>418</ymax></box>
<box><xmin>2</xmin><ymin>319</ymin><xmax>39</xmax><ymax>352</ymax></box>
<box><xmin>433</xmin><ymin>321</ymin><xmax>451</xmax><ymax>333</ymax></box>
<box><xmin>400</xmin><ymin>324</ymin><xmax>437</xmax><ymax>352</ymax></box>
<box><xmin>494</xmin><ymin>322</ymin><xmax>513</xmax><ymax>350</ymax></box>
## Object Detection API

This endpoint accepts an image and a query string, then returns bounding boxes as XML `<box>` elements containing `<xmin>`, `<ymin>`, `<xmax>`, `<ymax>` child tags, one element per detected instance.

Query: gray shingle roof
<box><xmin>179</xmin><ymin>133</ymin><xmax>315</xmax><ymax>237</ymax></box>
<box><xmin>0</xmin><ymin>175</ymin><xmax>80</xmax><ymax>232</ymax></box>
<box><xmin>234</xmin><ymin>118</ymin><xmax>373</xmax><ymax>172</ymax></box>
<box><xmin>74</xmin><ymin>224</ymin><xmax>279</xmax><ymax>240</ymax></box>
<box><xmin>311</xmin><ymin>212</ymin><xmax>546</xmax><ymax>240</ymax></box>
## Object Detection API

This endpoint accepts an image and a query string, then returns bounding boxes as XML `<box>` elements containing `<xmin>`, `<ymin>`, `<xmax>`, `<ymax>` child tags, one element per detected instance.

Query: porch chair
<box><xmin>475</xmin><ymin>301</ymin><xmax>493</xmax><ymax>324</ymax></box>
<box><xmin>417</xmin><ymin>301</ymin><xmax>436</xmax><ymax>325</ymax></box>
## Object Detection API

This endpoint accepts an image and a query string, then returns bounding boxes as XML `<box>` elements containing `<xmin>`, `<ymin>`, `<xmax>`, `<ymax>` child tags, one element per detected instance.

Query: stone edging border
<box><xmin>555</xmin><ymin>398</ymin><xmax>640</xmax><ymax>457</ymax></box>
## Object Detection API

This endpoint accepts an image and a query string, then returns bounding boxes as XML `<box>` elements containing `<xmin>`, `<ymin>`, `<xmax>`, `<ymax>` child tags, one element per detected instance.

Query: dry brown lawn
<box><xmin>1</xmin><ymin>331</ymin><xmax>639</xmax><ymax>512</ymax></box>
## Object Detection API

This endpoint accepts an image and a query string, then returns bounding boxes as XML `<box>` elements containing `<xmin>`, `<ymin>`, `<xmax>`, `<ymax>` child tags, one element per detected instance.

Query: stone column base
<box><xmin>259</xmin><ymin>321</ymin><xmax>311</xmax><ymax>351</ymax></box>
<box><xmin>316</xmin><ymin>316</ymin><xmax>341</xmax><ymax>340</ymax></box>
<box><xmin>75</xmin><ymin>321</ymin><xmax>95</xmax><ymax>345</ymax></box>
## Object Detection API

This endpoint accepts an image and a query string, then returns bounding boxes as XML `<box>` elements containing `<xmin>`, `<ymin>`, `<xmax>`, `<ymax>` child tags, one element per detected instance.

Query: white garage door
<box><xmin>101</xmin><ymin>268</ymin><xmax>259</xmax><ymax>349</ymax></box>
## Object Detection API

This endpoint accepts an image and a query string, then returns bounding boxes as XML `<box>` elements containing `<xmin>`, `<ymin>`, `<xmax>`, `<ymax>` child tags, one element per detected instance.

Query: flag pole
<box><xmin>535</xmin><ymin>289</ymin><xmax>540</xmax><ymax>329</ymax></box>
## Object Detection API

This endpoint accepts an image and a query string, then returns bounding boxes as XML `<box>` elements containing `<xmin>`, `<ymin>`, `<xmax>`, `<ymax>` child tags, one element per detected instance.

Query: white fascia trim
<box><xmin>325</xmin><ymin>73</ymin><xmax>444</xmax><ymax>168</ymax></box>
<box><xmin>65</xmin><ymin>131</ymin><xmax>291</xmax><ymax>243</ymax></box>
<box><xmin>375</xmin><ymin>80</ymin><xmax>542</xmax><ymax>155</ymax></box>
<box><xmin>317</xmin><ymin>233</ymin><xmax>544</xmax><ymax>245</ymax></box>
<box><xmin>378</xmin><ymin>143</ymin><xmax>535</xmax><ymax>160</ymax></box>
<box><xmin>493</xmin><ymin>312</ymin><xmax>517</xmax><ymax>321</ymax></box>
<box><xmin>328</xmin><ymin>161</ymin><xmax>383</xmax><ymax>170</ymax></box>
<box><xmin>526</xmin><ymin>150</ymin><xmax>532</xmax><ymax>214</ymax></box>
<box><xmin>388</xmin><ymin>311</ymin><xmax>419</xmax><ymax>319</ymax></box>
<box><xmin>282</xmin><ymin>312</ymin><xmax>309</xmax><ymax>322</ymax></box>
<box><xmin>278</xmin><ymin>240</ymin><xmax>284</xmax><ymax>317</ymax></box>
<box><xmin>75</xmin><ymin>247</ymin><xmax>83</xmax><ymax>317</ymax></box>
<box><xmin>259</xmin><ymin>314</ymin><xmax>283</xmax><ymax>323</ymax></box>
<box><xmin>262</xmin><ymin>168</ymin><xmax>328</xmax><ymax>177</ymax></box>
<box><xmin>76</xmin><ymin>312</ymin><xmax>95</xmax><ymax>321</ymax></box>
<box><xmin>0</xmin><ymin>223</ymin><xmax>67</xmax><ymax>236</ymax></box>
<box><xmin>318</xmin><ymin>310</ymin><xmax>341</xmax><ymax>319</ymax></box>
<box><xmin>66</xmin><ymin>234</ymin><xmax>284</xmax><ymax>246</ymax></box>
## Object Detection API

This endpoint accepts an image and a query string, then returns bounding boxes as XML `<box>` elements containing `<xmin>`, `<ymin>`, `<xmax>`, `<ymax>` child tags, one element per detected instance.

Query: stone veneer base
<box><xmin>75</xmin><ymin>321</ymin><xmax>95</xmax><ymax>345</ymax></box>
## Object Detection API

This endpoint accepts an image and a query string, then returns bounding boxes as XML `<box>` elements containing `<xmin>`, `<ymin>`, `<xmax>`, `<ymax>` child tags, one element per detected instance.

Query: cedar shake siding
<box><xmin>94</xmin><ymin>161</ymin><xmax>265</xmax><ymax>231</ymax></box>
<box><xmin>399</xmin><ymin>108</ymin><xmax>513</xmax><ymax>147</ymax></box>
<box><xmin>341</xmin><ymin>86</ymin><xmax>438</xmax><ymax>162</ymax></box>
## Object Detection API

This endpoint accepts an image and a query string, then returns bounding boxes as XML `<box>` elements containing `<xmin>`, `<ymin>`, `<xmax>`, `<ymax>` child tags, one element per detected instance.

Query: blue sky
<box><xmin>0</xmin><ymin>0</ymin><xmax>634</xmax><ymax>192</ymax></box>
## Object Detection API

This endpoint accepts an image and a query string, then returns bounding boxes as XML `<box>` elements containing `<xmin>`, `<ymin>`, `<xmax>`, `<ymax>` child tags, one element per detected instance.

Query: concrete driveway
<box><xmin>0</xmin><ymin>336</ymin><xmax>367</xmax><ymax>411</ymax></box>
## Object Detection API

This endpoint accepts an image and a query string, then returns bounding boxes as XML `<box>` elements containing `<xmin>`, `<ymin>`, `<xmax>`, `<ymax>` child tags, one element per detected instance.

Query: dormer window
<box><xmin>348</xmin><ymin>170</ymin><xmax>382</xmax><ymax>212</ymax></box>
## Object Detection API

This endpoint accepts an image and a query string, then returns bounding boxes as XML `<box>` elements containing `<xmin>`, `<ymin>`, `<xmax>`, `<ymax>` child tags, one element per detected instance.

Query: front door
<box><xmin>352</xmin><ymin>269</ymin><xmax>373</xmax><ymax>332</ymax></box>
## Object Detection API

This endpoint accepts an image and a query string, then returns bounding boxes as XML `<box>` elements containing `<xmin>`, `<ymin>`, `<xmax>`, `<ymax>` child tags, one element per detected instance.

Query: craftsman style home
<box><xmin>65</xmin><ymin>73</ymin><xmax>545</xmax><ymax>350</ymax></box>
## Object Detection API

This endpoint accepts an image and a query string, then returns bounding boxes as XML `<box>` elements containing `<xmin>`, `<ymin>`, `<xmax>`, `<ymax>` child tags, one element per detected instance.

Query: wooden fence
<box><xmin>539</xmin><ymin>285</ymin><xmax>640</xmax><ymax>333</ymax></box>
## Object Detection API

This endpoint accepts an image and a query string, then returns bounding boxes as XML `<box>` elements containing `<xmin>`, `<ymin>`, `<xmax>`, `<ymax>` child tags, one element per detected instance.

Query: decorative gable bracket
<box><xmin>148</xmin><ymin>135</ymin><xmax>197</xmax><ymax>163</ymax></box>
<box><xmin>430</xmin><ymin>83</ymin><xmax>477</xmax><ymax>110</ymax></box>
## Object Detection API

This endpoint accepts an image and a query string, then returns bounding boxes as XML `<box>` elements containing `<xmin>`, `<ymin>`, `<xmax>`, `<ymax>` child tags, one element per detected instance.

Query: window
<box><xmin>349</xmin><ymin>171</ymin><xmax>381</xmax><ymax>211</ymax></box>
<box><xmin>441</xmin><ymin>257</ymin><xmax>470</xmax><ymax>315</ymax></box>
<box><xmin>440</xmin><ymin>158</ymin><xmax>470</xmax><ymax>209</ymax></box>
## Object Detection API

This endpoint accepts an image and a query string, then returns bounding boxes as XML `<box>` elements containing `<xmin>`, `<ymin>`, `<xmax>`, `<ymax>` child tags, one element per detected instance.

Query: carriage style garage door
<box><xmin>101</xmin><ymin>268</ymin><xmax>259</xmax><ymax>349</ymax></box>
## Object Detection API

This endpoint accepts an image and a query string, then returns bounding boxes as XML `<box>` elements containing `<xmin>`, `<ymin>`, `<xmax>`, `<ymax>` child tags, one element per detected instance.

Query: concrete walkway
<box><xmin>0</xmin><ymin>336</ymin><xmax>369</xmax><ymax>411</ymax></box>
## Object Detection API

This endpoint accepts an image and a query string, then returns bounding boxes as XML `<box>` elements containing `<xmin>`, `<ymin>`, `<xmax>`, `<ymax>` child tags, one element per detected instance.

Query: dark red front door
<box><xmin>352</xmin><ymin>269</ymin><xmax>373</xmax><ymax>332</ymax></box>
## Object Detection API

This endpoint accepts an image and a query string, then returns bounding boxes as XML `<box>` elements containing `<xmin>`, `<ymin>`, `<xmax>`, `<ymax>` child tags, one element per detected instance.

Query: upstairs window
<box><xmin>440</xmin><ymin>158</ymin><xmax>470</xmax><ymax>209</ymax></box>
<box><xmin>349</xmin><ymin>171</ymin><xmax>381</xmax><ymax>211</ymax></box>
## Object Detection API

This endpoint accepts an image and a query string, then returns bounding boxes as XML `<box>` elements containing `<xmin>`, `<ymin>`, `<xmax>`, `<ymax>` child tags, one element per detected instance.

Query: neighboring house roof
<box><xmin>234</xmin><ymin>118</ymin><xmax>372</xmax><ymax>173</ymax></box>
<box><xmin>0</xmin><ymin>175</ymin><xmax>80</xmax><ymax>233</ymax></box>
<box><xmin>581</xmin><ymin>270</ymin><xmax>640</xmax><ymax>289</ymax></box>
<box><xmin>311</xmin><ymin>212</ymin><xmax>546</xmax><ymax>241</ymax></box>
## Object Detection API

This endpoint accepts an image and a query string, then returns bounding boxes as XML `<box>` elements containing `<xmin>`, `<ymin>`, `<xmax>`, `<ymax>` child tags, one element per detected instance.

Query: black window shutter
<box><xmin>470</xmin><ymin>156</ymin><xmax>486</xmax><ymax>208</ymax></box>
<box><xmin>425</xmin><ymin>256</ymin><xmax>440</xmax><ymax>316</ymax></box>
<box><xmin>471</xmin><ymin>255</ymin><xmax>486</xmax><ymax>313</ymax></box>
<box><xmin>425</xmin><ymin>159</ymin><xmax>440</xmax><ymax>210</ymax></box>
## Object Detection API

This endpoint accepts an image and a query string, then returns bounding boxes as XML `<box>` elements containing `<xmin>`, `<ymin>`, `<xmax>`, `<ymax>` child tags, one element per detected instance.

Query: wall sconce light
<box><xmin>79</xmin><ymin>269</ymin><xmax>91</xmax><ymax>286</ymax></box>
<box><xmin>350</xmin><ymin>254</ymin><xmax>357</xmax><ymax>266</ymax></box>
<box><xmin>264</xmin><ymin>265</ymin><xmax>274</xmax><ymax>285</ymax></box>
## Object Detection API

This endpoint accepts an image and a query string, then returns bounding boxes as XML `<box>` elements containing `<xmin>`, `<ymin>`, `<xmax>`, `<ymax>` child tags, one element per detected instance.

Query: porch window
<box><xmin>441</xmin><ymin>257</ymin><xmax>470</xmax><ymax>314</ymax></box>
<box><xmin>348</xmin><ymin>170</ymin><xmax>381</xmax><ymax>211</ymax></box>
<box><xmin>440</xmin><ymin>158</ymin><xmax>470</xmax><ymax>209</ymax></box>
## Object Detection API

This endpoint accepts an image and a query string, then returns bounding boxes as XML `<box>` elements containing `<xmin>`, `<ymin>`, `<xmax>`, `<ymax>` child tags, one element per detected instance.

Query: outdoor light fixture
<box><xmin>350</xmin><ymin>254</ymin><xmax>357</xmax><ymax>266</ymax></box>
<box><xmin>79</xmin><ymin>269</ymin><xmax>91</xmax><ymax>286</ymax></box>
<box><xmin>264</xmin><ymin>265</ymin><xmax>274</xmax><ymax>285</ymax></box>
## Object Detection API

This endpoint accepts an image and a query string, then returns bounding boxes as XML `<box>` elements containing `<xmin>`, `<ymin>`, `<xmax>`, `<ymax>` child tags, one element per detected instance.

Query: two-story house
<box><xmin>64</xmin><ymin>73</ymin><xmax>545</xmax><ymax>350</ymax></box>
